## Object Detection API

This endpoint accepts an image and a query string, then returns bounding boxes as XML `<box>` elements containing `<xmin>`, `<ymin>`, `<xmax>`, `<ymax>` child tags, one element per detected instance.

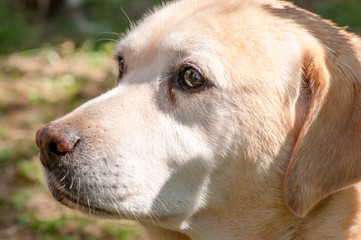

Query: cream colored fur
<box><xmin>39</xmin><ymin>0</ymin><xmax>361</xmax><ymax>239</ymax></box>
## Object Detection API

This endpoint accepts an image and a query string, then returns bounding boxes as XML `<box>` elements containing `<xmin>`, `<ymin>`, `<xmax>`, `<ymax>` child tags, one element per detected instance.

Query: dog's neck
<box><xmin>142</xmin><ymin>189</ymin><xmax>361</xmax><ymax>240</ymax></box>
<box><xmin>141</xmin><ymin>223</ymin><xmax>191</xmax><ymax>240</ymax></box>
<box><xmin>187</xmin><ymin>158</ymin><xmax>361</xmax><ymax>240</ymax></box>
<box><xmin>141</xmin><ymin>160</ymin><xmax>361</xmax><ymax>240</ymax></box>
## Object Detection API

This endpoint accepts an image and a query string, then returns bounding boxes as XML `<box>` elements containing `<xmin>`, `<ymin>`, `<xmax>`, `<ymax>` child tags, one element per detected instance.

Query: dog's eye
<box><xmin>117</xmin><ymin>56</ymin><xmax>125</xmax><ymax>81</ymax></box>
<box><xmin>179</xmin><ymin>67</ymin><xmax>206</xmax><ymax>89</ymax></box>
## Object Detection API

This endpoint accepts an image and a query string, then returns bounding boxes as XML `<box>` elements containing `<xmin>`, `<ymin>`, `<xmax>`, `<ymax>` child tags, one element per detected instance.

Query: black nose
<box><xmin>36</xmin><ymin>123</ymin><xmax>80</xmax><ymax>170</ymax></box>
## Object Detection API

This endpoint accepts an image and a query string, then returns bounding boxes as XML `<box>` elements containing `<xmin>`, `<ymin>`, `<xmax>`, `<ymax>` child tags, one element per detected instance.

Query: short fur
<box><xmin>36</xmin><ymin>0</ymin><xmax>361</xmax><ymax>239</ymax></box>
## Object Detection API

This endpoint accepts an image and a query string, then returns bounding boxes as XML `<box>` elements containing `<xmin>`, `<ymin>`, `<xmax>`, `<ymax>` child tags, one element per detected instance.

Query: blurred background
<box><xmin>0</xmin><ymin>0</ymin><xmax>360</xmax><ymax>239</ymax></box>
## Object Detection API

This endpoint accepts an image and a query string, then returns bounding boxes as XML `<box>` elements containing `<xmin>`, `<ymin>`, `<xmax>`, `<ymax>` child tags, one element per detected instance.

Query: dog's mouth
<box><xmin>39</xmin><ymin>137</ymin><xmax>182</xmax><ymax>224</ymax></box>
<box><xmin>38</xmin><ymin>146</ymin><xmax>120</xmax><ymax>218</ymax></box>
<box><xmin>41</xmin><ymin>152</ymin><xmax>154</xmax><ymax>221</ymax></box>
<box><xmin>43</xmin><ymin>167</ymin><xmax>126</xmax><ymax>218</ymax></box>
<box><xmin>51</xmin><ymin>178</ymin><xmax>113</xmax><ymax>215</ymax></box>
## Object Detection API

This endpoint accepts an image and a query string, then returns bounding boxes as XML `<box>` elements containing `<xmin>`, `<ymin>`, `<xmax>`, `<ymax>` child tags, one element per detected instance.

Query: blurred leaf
<box><xmin>0</xmin><ymin>145</ymin><xmax>15</xmax><ymax>165</ymax></box>
<box><xmin>98</xmin><ymin>42</ymin><xmax>117</xmax><ymax>55</ymax></box>
<box><xmin>292</xmin><ymin>0</ymin><xmax>361</xmax><ymax>34</ymax></box>
<box><xmin>12</xmin><ymin>190</ymin><xmax>32</xmax><ymax>210</ymax></box>
<box><xmin>0</xmin><ymin>197</ymin><xmax>6</xmax><ymax>208</ymax></box>
<box><xmin>28</xmin><ymin>88</ymin><xmax>45</xmax><ymax>105</ymax></box>
<box><xmin>0</xmin><ymin>0</ymin><xmax>40</xmax><ymax>54</ymax></box>
<box><xmin>17</xmin><ymin>159</ymin><xmax>42</xmax><ymax>183</ymax></box>
<box><xmin>102</xmin><ymin>223</ymin><xmax>140</xmax><ymax>240</ymax></box>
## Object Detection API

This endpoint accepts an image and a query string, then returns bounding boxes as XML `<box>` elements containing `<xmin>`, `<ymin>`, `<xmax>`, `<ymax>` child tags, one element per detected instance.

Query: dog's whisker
<box><xmin>58</xmin><ymin>184</ymin><xmax>66</xmax><ymax>190</ymax></box>
<box><xmin>99</xmin><ymin>182</ymin><xmax>105</xmax><ymax>195</ymax></box>
<box><xmin>150</xmin><ymin>211</ymin><xmax>160</xmax><ymax>224</ymax></box>
<box><xmin>119</xmin><ymin>6</ymin><xmax>133</xmax><ymax>28</ymax></box>
<box><xmin>101</xmin><ymin>31</ymin><xmax>123</xmax><ymax>37</ymax></box>
<box><xmin>95</xmin><ymin>38</ymin><xmax>119</xmax><ymax>43</ymax></box>
<box><xmin>69</xmin><ymin>177</ymin><xmax>74</xmax><ymax>190</ymax></box>
<box><xmin>59</xmin><ymin>170</ymin><xmax>69</xmax><ymax>182</ymax></box>
<box><xmin>155</xmin><ymin>197</ymin><xmax>170</xmax><ymax>215</ymax></box>
<box><xmin>110</xmin><ymin>195</ymin><xmax>122</xmax><ymax>217</ymax></box>
<box><xmin>130</xmin><ymin>207</ymin><xmax>139</xmax><ymax>223</ymax></box>
<box><xmin>120</xmin><ymin>203</ymin><xmax>131</xmax><ymax>220</ymax></box>
<box><xmin>77</xmin><ymin>177</ymin><xmax>81</xmax><ymax>206</ymax></box>
<box><xmin>94</xmin><ymin>181</ymin><xmax>107</xmax><ymax>210</ymax></box>
<box><xmin>87</xmin><ymin>198</ymin><xmax>93</xmax><ymax>217</ymax></box>
<box><xmin>148</xmin><ymin>212</ymin><xmax>156</xmax><ymax>225</ymax></box>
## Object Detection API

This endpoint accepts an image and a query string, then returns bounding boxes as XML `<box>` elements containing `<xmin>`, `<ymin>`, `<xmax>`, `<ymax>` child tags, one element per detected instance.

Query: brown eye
<box><xmin>179</xmin><ymin>67</ymin><xmax>206</xmax><ymax>89</ymax></box>
<box><xmin>118</xmin><ymin>56</ymin><xmax>125</xmax><ymax>80</ymax></box>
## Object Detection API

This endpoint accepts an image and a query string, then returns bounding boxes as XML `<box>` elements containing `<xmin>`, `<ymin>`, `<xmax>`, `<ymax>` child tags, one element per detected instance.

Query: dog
<box><xmin>36</xmin><ymin>0</ymin><xmax>361</xmax><ymax>239</ymax></box>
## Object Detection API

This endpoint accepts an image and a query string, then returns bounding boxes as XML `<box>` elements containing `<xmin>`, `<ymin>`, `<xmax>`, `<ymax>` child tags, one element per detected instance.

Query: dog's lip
<box><xmin>54</xmin><ymin>188</ymin><xmax>116</xmax><ymax>216</ymax></box>
<box><xmin>46</xmin><ymin>174</ymin><xmax>119</xmax><ymax>217</ymax></box>
<box><xmin>50</xmin><ymin>185</ymin><xmax>147</xmax><ymax>220</ymax></box>
<box><xmin>38</xmin><ymin>148</ymin><xmax>60</xmax><ymax>171</ymax></box>
<box><xmin>39</xmin><ymin>151</ymin><xmax>50</xmax><ymax>170</ymax></box>
<box><xmin>47</xmin><ymin>177</ymin><xmax>174</xmax><ymax>222</ymax></box>
<box><xmin>44</xmin><ymin>166</ymin><xmax>176</xmax><ymax>222</ymax></box>
<box><xmin>44</xmin><ymin>170</ymin><xmax>130</xmax><ymax>219</ymax></box>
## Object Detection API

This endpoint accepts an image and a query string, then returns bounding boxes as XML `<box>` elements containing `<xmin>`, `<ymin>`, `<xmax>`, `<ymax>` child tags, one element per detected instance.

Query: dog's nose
<box><xmin>36</xmin><ymin>123</ymin><xmax>80</xmax><ymax>170</ymax></box>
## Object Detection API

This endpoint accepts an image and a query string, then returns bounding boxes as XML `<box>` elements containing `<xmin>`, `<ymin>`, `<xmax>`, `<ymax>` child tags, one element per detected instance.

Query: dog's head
<box><xmin>36</xmin><ymin>0</ymin><xmax>361</xmax><ymax>231</ymax></box>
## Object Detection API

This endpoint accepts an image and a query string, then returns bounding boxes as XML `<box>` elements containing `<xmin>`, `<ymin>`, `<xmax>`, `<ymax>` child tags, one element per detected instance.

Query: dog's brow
<box><xmin>115</xmin><ymin>42</ymin><xmax>128</xmax><ymax>56</ymax></box>
<box><xmin>113</xmin><ymin>53</ymin><xmax>121</xmax><ymax>61</ymax></box>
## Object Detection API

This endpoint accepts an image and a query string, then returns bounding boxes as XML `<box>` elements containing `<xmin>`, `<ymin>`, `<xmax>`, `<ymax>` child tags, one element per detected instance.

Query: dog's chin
<box><xmin>43</xmin><ymin>169</ymin><xmax>118</xmax><ymax>218</ymax></box>
<box><xmin>43</xmin><ymin>168</ymin><xmax>181</xmax><ymax>224</ymax></box>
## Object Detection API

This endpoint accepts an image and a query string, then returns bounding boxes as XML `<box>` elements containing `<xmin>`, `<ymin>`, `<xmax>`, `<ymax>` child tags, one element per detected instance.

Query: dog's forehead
<box><xmin>117</xmin><ymin>2</ymin><xmax>217</xmax><ymax>57</ymax></box>
<box><xmin>116</xmin><ymin>0</ymin><xmax>279</xmax><ymax>58</ymax></box>
<box><xmin>115</xmin><ymin>0</ymin><xmax>300</xmax><ymax>90</ymax></box>
<box><xmin>118</xmin><ymin>21</ymin><xmax>215</xmax><ymax>59</ymax></box>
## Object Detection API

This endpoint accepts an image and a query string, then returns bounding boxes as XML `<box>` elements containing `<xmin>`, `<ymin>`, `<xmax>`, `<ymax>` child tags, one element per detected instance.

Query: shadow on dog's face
<box><xmin>36</xmin><ymin>0</ymin><xmax>361</xmax><ymax>233</ymax></box>
<box><xmin>36</xmin><ymin>0</ymin><xmax>304</xmax><ymax>227</ymax></box>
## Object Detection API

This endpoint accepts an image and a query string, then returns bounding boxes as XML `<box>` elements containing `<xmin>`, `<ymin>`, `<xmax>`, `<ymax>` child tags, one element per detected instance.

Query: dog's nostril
<box><xmin>48</xmin><ymin>141</ymin><xmax>64</xmax><ymax>157</ymax></box>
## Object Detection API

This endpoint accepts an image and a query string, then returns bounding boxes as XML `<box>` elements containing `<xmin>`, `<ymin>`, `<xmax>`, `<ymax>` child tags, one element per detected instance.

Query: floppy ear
<box><xmin>284</xmin><ymin>44</ymin><xmax>361</xmax><ymax>217</ymax></box>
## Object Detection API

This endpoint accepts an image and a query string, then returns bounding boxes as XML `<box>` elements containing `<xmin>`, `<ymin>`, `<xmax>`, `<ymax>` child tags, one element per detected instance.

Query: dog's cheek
<box><xmin>46</xmin><ymin>83</ymin><xmax>228</xmax><ymax>219</ymax></box>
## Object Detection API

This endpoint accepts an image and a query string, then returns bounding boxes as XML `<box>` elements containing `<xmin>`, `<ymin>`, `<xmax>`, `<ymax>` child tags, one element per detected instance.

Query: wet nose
<box><xmin>36</xmin><ymin>123</ymin><xmax>80</xmax><ymax>170</ymax></box>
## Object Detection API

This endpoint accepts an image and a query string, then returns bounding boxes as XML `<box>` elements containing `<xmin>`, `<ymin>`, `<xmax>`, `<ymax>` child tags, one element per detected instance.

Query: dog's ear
<box><xmin>284</xmin><ymin>44</ymin><xmax>361</xmax><ymax>217</ymax></box>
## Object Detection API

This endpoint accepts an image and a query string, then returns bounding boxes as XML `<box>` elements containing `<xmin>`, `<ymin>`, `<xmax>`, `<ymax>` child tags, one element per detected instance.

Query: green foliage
<box><xmin>316</xmin><ymin>0</ymin><xmax>361</xmax><ymax>32</ymax></box>
<box><xmin>0</xmin><ymin>0</ymin><xmax>166</xmax><ymax>55</ymax></box>
<box><xmin>17</xmin><ymin>159</ymin><xmax>43</xmax><ymax>183</ymax></box>
<box><xmin>0</xmin><ymin>1</ymin><xmax>40</xmax><ymax>53</ymax></box>
<box><xmin>0</xmin><ymin>145</ymin><xmax>15</xmax><ymax>165</ymax></box>
<box><xmin>292</xmin><ymin>0</ymin><xmax>361</xmax><ymax>33</ymax></box>
<box><xmin>11</xmin><ymin>190</ymin><xmax>33</xmax><ymax>210</ymax></box>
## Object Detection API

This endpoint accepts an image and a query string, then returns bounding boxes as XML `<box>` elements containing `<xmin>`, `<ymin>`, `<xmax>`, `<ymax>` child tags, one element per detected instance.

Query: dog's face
<box><xmin>35</xmin><ymin>0</ymin><xmax>315</xmax><ymax>226</ymax></box>
<box><xmin>36</xmin><ymin>0</ymin><xmax>361</xmax><ymax>234</ymax></box>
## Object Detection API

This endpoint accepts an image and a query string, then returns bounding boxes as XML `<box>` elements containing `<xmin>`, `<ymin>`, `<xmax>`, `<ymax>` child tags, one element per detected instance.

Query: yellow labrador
<box><xmin>36</xmin><ymin>0</ymin><xmax>361</xmax><ymax>239</ymax></box>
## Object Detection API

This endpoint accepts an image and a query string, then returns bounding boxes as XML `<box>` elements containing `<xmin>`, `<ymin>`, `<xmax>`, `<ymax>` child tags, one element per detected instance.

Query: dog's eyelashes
<box><xmin>178</xmin><ymin>67</ymin><xmax>207</xmax><ymax>89</ymax></box>
<box><xmin>116</xmin><ymin>56</ymin><xmax>125</xmax><ymax>83</ymax></box>
<box><xmin>118</xmin><ymin>57</ymin><xmax>125</xmax><ymax>79</ymax></box>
